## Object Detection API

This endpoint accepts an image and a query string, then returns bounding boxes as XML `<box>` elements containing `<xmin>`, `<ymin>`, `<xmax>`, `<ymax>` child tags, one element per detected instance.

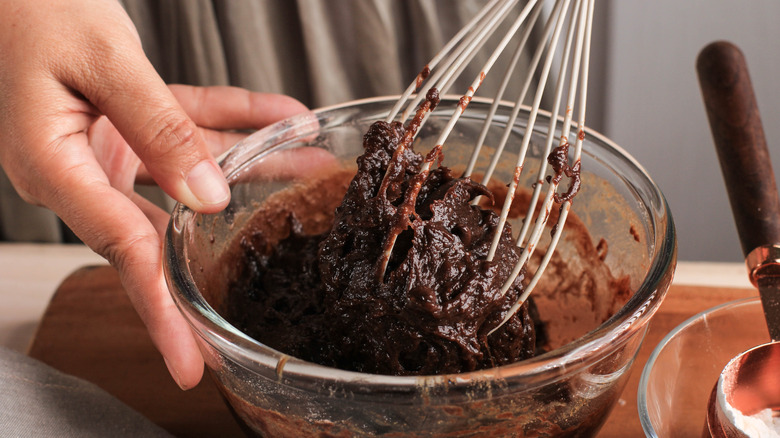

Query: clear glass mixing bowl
<box><xmin>164</xmin><ymin>96</ymin><xmax>676</xmax><ymax>437</ymax></box>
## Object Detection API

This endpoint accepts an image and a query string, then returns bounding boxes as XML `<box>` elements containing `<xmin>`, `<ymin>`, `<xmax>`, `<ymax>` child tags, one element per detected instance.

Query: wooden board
<box><xmin>27</xmin><ymin>266</ymin><xmax>244</xmax><ymax>438</ymax></box>
<box><xmin>27</xmin><ymin>265</ymin><xmax>757</xmax><ymax>437</ymax></box>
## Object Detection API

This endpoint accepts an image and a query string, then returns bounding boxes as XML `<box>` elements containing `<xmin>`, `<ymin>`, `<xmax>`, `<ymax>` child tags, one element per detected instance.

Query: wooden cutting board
<box><xmin>27</xmin><ymin>265</ymin><xmax>244</xmax><ymax>437</ymax></box>
<box><xmin>27</xmin><ymin>265</ymin><xmax>757</xmax><ymax>437</ymax></box>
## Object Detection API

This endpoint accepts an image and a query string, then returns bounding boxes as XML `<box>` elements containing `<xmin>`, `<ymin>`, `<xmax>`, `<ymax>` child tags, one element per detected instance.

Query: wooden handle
<box><xmin>697</xmin><ymin>41</ymin><xmax>780</xmax><ymax>257</ymax></box>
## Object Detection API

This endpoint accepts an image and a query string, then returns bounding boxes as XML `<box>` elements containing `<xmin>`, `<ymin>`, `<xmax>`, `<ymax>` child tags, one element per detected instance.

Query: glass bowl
<box><xmin>164</xmin><ymin>96</ymin><xmax>676</xmax><ymax>437</ymax></box>
<box><xmin>638</xmin><ymin>297</ymin><xmax>770</xmax><ymax>437</ymax></box>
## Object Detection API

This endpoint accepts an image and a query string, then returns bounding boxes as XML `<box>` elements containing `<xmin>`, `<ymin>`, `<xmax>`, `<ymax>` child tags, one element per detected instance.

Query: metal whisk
<box><xmin>379</xmin><ymin>0</ymin><xmax>594</xmax><ymax>329</ymax></box>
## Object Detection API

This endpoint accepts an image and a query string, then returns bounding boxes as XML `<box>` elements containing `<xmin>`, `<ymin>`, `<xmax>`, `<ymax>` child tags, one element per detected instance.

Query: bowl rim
<box><xmin>165</xmin><ymin>95</ymin><xmax>677</xmax><ymax>396</ymax></box>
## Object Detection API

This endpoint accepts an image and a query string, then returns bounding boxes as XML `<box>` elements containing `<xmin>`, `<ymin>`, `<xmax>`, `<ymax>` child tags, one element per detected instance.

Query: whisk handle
<box><xmin>697</xmin><ymin>40</ymin><xmax>780</xmax><ymax>257</ymax></box>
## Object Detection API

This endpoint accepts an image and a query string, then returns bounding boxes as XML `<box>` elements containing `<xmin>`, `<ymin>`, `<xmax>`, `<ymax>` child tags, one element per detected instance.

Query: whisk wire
<box><xmin>424</xmin><ymin>0</ymin><xmax>540</xmax><ymax>170</ymax></box>
<box><xmin>377</xmin><ymin>0</ymin><xmax>539</xmax><ymax>278</ymax></box>
<box><xmin>377</xmin><ymin>0</ymin><xmax>594</xmax><ymax>329</ymax></box>
<box><xmin>384</xmin><ymin>0</ymin><xmax>506</xmax><ymax>124</ymax></box>
<box><xmin>464</xmin><ymin>2</ymin><xmax>547</xmax><ymax>178</ymax></box>
<box><xmin>511</xmin><ymin>0</ymin><xmax>582</xmax><ymax>250</ymax></box>
<box><xmin>496</xmin><ymin>0</ymin><xmax>594</xmax><ymax>330</ymax></box>
<box><xmin>485</xmin><ymin>0</ymin><xmax>572</xmax><ymax>261</ymax></box>
<box><xmin>386</xmin><ymin>0</ymin><xmax>520</xmax><ymax>124</ymax></box>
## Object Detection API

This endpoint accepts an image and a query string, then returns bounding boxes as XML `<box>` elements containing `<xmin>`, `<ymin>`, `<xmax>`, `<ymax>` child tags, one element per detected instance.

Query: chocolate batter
<box><xmin>226</xmin><ymin>91</ymin><xmax>541</xmax><ymax>376</ymax></box>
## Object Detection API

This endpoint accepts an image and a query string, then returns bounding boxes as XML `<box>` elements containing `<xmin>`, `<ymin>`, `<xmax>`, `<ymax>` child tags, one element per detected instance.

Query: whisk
<box><xmin>378</xmin><ymin>0</ymin><xmax>594</xmax><ymax>330</ymax></box>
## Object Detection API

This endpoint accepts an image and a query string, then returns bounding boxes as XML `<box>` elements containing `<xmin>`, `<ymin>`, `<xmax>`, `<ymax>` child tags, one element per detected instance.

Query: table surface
<box><xmin>0</xmin><ymin>243</ymin><xmax>105</xmax><ymax>352</ymax></box>
<box><xmin>0</xmin><ymin>243</ymin><xmax>759</xmax><ymax>437</ymax></box>
<box><xmin>0</xmin><ymin>243</ymin><xmax>753</xmax><ymax>354</ymax></box>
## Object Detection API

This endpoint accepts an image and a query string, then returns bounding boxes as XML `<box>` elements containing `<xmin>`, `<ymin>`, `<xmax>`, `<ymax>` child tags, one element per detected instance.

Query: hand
<box><xmin>0</xmin><ymin>0</ymin><xmax>307</xmax><ymax>389</ymax></box>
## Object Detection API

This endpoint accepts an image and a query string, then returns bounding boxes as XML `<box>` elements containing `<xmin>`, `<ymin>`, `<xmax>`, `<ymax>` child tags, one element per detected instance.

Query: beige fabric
<box><xmin>0</xmin><ymin>347</ymin><xmax>173</xmax><ymax>437</ymax></box>
<box><xmin>1</xmin><ymin>0</ymin><xmax>545</xmax><ymax>243</ymax></box>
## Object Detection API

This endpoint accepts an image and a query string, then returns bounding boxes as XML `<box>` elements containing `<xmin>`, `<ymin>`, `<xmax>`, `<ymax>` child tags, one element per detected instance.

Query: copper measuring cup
<box><xmin>698</xmin><ymin>40</ymin><xmax>780</xmax><ymax>437</ymax></box>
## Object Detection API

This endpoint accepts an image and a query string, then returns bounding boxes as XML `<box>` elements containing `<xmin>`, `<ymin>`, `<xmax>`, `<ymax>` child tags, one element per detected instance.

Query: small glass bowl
<box><xmin>638</xmin><ymin>297</ymin><xmax>770</xmax><ymax>437</ymax></box>
<box><xmin>164</xmin><ymin>96</ymin><xmax>676</xmax><ymax>437</ymax></box>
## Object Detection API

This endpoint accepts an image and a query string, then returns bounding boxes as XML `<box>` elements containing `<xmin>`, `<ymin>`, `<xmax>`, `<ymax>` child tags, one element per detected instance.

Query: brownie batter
<box><xmin>226</xmin><ymin>91</ymin><xmax>540</xmax><ymax>376</ymax></box>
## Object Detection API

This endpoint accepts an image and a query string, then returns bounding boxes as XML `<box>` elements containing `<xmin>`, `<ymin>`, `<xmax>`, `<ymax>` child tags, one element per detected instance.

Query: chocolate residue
<box><xmin>596</xmin><ymin>238</ymin><xmax>609</xmax><ymax>261</ymax></box>
<box><xmin>630</xmin><ymin>225</ymin><xmax>641</xmax><ymax>242</ymax></box>
<box><xmin>548</xmin><ymin>140</ymin><xmax>581</xmax><ymax>203</ymax></box>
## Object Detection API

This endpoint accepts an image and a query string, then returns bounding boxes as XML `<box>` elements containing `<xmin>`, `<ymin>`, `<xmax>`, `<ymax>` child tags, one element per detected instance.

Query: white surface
<box><xmin>672</xmin><ymin>261</ymin><xmax>752</xmax><ymax>289</ymax></box>
<box><xmin>0</xmin><ymin>243</ymin><xmax>752</xmax><ymax>354</ymax></box>
<box><xmin>0</xmin><ymin>243</ymin><xmax>106</xmax><ymax>352</ymax></box>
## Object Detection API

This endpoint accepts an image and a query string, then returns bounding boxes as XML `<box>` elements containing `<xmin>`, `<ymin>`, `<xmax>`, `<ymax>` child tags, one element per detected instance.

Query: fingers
<box><xmin>135</xmin><ymin>86</ymin><xmax>314</xmax><ymax>184</ymax></box>
<box><xmin>169</xmin><ymin>85</ymin><xmax>310</xmax><ymax>131</ymax></box>
<box><xmin>130</xmin><ymin>191</ymin><xmax>171</xmax><ymax>238</ymax></box>
<box><xmin>52</xmin><ymin>22</ymin><xmax>230</xmax><ymax>214</ymax></box>
<box><xmin>37</xmin><ymin>134</ymin><xmax>204</xmax><ymax>390</ymax></box>
<box><xmin>0</xmin><ymin>0</ymin><xmax>322</xmax><ymax>395</ymax></box>
<box><xmin>0</xmin><ymin>0</ymin><xmax>208</xmax><ymax>389</ymax></box>
<box><xmin>170</xmin><ymin>85</ymin><xmax>313</xmax><ymax>164</ymax></box>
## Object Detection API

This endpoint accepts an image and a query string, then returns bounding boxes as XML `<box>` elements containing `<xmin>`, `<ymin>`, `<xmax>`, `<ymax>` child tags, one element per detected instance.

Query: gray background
<box><xmin>589</xmin><ymin>0</ymin><xmax>780</xmax><ymax>262</ymax></box>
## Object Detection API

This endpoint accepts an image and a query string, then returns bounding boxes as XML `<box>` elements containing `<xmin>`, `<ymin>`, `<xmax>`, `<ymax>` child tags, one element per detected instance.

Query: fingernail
<box><xmin>164</xmin><ymin>357</ymin><xmax>191</xmax><ymax>390</ymax></box>
<box><xmin>186</xmin><ymin>161</ymin><xmax>230</xmax><ymax>207</ymax></box>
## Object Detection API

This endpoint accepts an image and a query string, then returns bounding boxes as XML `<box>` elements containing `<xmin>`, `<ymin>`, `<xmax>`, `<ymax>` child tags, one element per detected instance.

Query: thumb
<box><xmin>61</xmin><ymin>37</ymin><xmax>230</xmax><ymax>213</ymax></box>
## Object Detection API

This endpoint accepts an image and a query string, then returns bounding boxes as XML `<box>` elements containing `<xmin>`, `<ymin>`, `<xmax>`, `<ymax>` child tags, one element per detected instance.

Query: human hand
<box><xmin>0</xmin><ymin>0</ymin><xmax>307</xmax><ymax>389</ymax></box>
